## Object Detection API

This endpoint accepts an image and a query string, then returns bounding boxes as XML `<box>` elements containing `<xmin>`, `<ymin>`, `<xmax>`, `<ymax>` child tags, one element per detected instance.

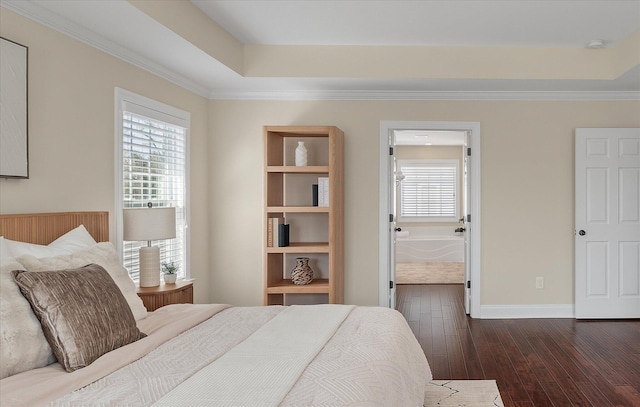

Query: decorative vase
<box><xmin>295</xmin><ymin>141</ymin><xmax>307</xmax><ymax>166</ymax></box>
<box><xmin>291</xmin><ymin>257</ymin><xmax>313</xmax><ymax>285</ymax></box>
<box><xmin>163</xmin><ymin>273</ymin><xmax>177</xmax><ymax>284</ymax></box>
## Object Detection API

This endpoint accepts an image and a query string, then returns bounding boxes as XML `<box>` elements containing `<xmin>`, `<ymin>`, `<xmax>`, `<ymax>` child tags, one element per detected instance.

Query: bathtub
<box><xmin>395</xmin><ymin>227</ymin><xmax>464</xmax><ymax>262</ymax></box>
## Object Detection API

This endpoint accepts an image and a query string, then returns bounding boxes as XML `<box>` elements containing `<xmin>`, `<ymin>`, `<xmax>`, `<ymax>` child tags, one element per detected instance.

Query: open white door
<box><xmin>575</xmin><ymin>128</ymin><xmax>640</xmax><ymax>319</ymax></box>
<box><xmin>463</xmin><ymin>132</ymin><xmax>471</xmax><ymax>314</ymax></box>
<box><xmin>388</xmin><ymin>134</ymin><xmax>397</xmax><ymax>308</ymax></box>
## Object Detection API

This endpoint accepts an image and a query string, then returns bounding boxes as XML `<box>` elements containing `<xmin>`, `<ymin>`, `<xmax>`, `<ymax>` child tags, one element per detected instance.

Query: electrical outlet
<box><xmin>536</xmin><ymin>276</ymin><xmax>544</xmax><ymax>289</ymax></box>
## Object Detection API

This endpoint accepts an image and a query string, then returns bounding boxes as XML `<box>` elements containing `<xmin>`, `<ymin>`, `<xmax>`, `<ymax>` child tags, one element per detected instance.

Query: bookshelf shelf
<box><xmin>267</xmin><ymin>206</ymin><xmax>330</xmax><ymax>213</ymax></box>
<box><xmin>263</xmin><ymin>126</ymin><xmax>344</xmax><ymax>306</ymax></box>
<box><xmin>266</xmin><ymin>279</ymin><xmax>330</xmax><ymax>294</ymax></box>
<box><xmin>267</xmin><ymin>166</ymin><xmax>329</xmax><ymax>174</ymax></box>
<box><xmin>266</xmin><ymin>242</ymin><xmax>330</xmax><ymax>253</ymax></box>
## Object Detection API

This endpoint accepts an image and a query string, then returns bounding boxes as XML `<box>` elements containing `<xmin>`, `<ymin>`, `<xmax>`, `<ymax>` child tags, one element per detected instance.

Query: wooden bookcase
<box><xmin>264</xmin><ymin>126</ymin><xmax>344</xmax><ymax>305</ymax></box>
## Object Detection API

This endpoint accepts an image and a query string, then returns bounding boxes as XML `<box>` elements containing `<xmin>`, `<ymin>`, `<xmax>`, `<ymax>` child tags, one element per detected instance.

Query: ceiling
<box><xmin>4</xmin><ymin>0</ymin><xmax>640</xmax><ymax>99</ymax></box>
<box><xmin>194</xmin><ymin>0</ymin><xmax>638</xmax><ymax>47</ymax></box>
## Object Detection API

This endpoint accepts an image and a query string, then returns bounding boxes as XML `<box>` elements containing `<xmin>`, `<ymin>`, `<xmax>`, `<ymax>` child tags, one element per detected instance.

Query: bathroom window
<box><xmin>397</xmin><ymin>159</ymin><xmax>459</xmax><ymax>222</ymax></box>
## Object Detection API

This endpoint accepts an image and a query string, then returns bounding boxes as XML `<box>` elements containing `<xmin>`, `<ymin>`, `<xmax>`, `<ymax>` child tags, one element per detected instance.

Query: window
<box><xmin>115</xmin><ymin>89</ymin><xmax>189</xmax><ymax>281</ymax></box>
<box><xmin>398</xmin><ymin>159</ymin><xmax>459</xmax><ymax>222</ymax></box>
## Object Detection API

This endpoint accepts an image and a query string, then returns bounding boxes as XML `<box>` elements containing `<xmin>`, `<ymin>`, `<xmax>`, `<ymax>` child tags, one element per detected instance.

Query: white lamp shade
<box><xmin>123</xmin><ymin>207</ymin><xmax>176</xmax><ymax>241</ymax></box>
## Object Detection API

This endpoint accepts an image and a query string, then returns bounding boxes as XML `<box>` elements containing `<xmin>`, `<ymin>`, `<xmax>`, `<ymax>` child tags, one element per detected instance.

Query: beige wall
<box><xmin>0</xmin><ymin>9</ymin><xmax>211</xmax><ymax>304</ymax></box>
<box><xmin>3</xmin><ymin>8</ymin><xmax>640</xmax><ymax>309</ymax></box>
<box><xmin>209</xmin><ymin>100</ymin><xmax>640</xmax><ymax>307</ymax></box>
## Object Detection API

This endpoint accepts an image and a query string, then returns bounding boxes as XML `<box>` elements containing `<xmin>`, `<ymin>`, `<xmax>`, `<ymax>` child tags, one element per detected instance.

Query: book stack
<box><xmin>267</xmin><ymin>217</ymin><xmax>289</xmax><ymax>247</ymax></box>
<box><xmin>317</xmin><ymin>177</ymin><xmax>329</xmax><ymax>207</ymax></box>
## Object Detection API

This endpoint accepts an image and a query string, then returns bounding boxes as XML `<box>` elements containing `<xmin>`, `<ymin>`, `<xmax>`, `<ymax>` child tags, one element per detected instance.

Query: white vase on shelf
<box><xmin>295</xmin><ymin>141</ymin><xmax>307</xmax><ymax>166</ymax></box>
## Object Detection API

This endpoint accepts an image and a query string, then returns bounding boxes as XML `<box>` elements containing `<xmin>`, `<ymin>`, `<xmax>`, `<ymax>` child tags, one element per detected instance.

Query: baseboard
<box><xmin>480</xmin><ymin>304</ymin><xmax>575</xmax><ymax>319</ymax></box>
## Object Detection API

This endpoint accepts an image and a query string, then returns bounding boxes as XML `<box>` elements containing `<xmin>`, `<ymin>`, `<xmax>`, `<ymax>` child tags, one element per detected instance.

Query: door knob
<box><xmin>395</xmin><ymin>227</ymin><xmax>402</xmax><ymax>232</ymax></box>
<box><xmin>578</xmin><ymin>230</ymin><xmax>586</xmax><ymax>236</ymax></box>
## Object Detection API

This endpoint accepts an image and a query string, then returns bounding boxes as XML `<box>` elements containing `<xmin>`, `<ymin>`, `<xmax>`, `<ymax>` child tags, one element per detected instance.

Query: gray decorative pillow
<box><xmin>11</xmin><ymin>264</ymin><xmax>146</xmax><ymax>372</ymax></box>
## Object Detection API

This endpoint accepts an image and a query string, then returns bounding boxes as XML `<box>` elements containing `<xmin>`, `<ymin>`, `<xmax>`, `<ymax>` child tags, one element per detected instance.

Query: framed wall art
<box><xmin>1</xmin><ymin>37</ymin><xmax>29</xmax><ymax>178</ymax></box>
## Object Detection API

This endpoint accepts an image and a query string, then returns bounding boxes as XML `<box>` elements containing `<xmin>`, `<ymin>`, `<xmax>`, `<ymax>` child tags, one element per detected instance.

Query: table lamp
<box><xmin>123</xmin><ymin>205</ymin><xmax>176</xmax><ymax>287</ymax></box>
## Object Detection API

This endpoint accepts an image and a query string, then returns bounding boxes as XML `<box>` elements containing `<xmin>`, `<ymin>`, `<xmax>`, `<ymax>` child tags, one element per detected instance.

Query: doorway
<box><xmin>379</xmin><ymin>121</ymin><xmax>481</xmax><ymax>318</ymax></box>
<box><xmin>394</xmin><ymin>131</ymin><xmax>466</xmax><ymax>285</ymax></box>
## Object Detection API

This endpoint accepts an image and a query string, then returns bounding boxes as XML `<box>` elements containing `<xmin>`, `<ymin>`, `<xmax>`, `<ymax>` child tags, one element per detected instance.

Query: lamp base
<box><xmin>139</xmin><ymin>246</ymin><xmax>160</xmax><ymax>287</ymax></box>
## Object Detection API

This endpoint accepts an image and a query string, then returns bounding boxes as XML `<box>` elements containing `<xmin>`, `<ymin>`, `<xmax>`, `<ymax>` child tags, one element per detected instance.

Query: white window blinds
<box><xmin>399</xmin><ymin>160</ymin><xmax>458</xmax><ymax>219</ymax></box>
<box><xmin>122</xmin><ymin>110</ymin><xmax>187</xmax><ymax>281</ymax></box>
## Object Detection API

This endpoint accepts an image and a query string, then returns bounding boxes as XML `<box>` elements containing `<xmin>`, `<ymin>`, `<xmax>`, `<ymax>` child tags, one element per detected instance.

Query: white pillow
<box><xmin>0</xmin><ymin>237</ymin><xmax>15</xmax><ymax>264</ymax></box>
<box><xmin>17</xmin><ymin>242</ymin><xmax>147</xmax><ymax>321</ymax></box>
<box><xmin>3</xmin><ymin>225</ymin><xmax>96</xmax><ymax>258</ymax></box>
<box><xmin>48</xmin><ymin>225</ymin><xmax>97</xmax><ymax>252</ymax></box>
<box><xmin>2</xmin><ymin>225</ymin><xmax>98</xmax><ymax>259</ymax></box>
<box><xmin>3</xmin><ymin>239</ymin><xmax>70</xmax><ymax>259</ymax></box>
<box><xmin>0</xmin><ymin>259</ymin><xmax>56</xmax><ymax>379</ymax></box>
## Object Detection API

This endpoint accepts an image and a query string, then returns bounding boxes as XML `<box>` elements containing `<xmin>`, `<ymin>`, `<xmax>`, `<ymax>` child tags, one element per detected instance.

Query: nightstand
<box><xmin>136</xmin><ymin>280</ymin><xmax>193</xmax><ymax>312</ymax></box>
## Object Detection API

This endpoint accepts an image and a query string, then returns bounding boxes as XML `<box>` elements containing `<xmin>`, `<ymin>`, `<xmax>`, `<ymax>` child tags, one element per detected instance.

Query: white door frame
<box><xmin>379</xmin><ymin>121</ymin><xmax>482</xmax><ymax>318</ymax></box>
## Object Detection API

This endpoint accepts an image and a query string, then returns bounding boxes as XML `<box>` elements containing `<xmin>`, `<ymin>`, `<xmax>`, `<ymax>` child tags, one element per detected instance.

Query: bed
<box><xmin>0</xmin><ymin>212</ymin><xmax>431</xmax><ymax>406</ymax></box>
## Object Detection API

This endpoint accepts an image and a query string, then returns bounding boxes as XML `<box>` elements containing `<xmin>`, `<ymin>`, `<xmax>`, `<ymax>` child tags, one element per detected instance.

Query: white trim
<box><xmin>379</xmin><ymin>129</ymin><xmax>391</xmax><ymax>308</ymax></box>
<box><xmin>115</xmin><ymin>90</ymin><xmax>124</xmax><ymax>261</ymax></box>
<box><xmin>114</xmin><ymin>87</ymin><xmax>191</xmax><ymax>279</ymax></box>
<box><xmin>3</xmin><ymin>0</ymin><xmax>210</xmax><ymax>98</ymax></box>
<box><xmin>211</xmin><ymin>90</ymin><xmax>640</xmax><ymax>101</ymax></box>
<box><xmin>379</xmin><ymin>121</ymin><xmax>482</xmax><ymax>318</ymax></box>
<box><xmin>481</xmin><ymin>304</ymin><xmax>575</xmax><ymax>319</ymax></box>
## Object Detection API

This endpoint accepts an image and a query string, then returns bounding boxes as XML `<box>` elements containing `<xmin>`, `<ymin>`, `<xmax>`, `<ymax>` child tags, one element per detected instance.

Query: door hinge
<box><xmin>390</xmin><ymin>281</ymin><xmax>394</xmax><ymax>289</ymax></box>
<box><xmin>467</xmin><ymin>147</ymin><xmax>471</xmax><ymax>156</ymax></box>
<box><xmin>466</xmin><ymin>214</ymin><xmax>471</xmax><ymax>222</ymax></box>
<box><xmin>389</xmin><ymin>146</ymin><xmax>394</xmax><ymax>155</ymax></box>
<box><xmin>389</xmin><ymin>214</ymin><xmax>394</xmax><ymax>222</ymax></box>
<box><xmin>467</xmin><ymin>280</ymin><xmax>471</xmax><ymax>289</ymax></box>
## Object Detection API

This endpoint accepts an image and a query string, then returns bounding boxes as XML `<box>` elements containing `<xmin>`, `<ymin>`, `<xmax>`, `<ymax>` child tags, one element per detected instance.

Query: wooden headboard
<box><xmin>0</xmin><ymin>212</ymin><xmax>109</xmax><ymax>244</ymax></box>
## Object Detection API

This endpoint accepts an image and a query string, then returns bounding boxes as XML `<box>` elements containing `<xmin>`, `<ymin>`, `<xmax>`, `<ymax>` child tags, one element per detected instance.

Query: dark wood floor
<box><xmin>397</xmin><ymin>284</ymin><xmax>640</xmax><ymax>407</ymax></box>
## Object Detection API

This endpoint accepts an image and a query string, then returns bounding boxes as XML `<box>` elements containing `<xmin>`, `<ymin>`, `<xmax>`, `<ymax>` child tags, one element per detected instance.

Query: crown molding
<box><xmin>209</xmin><ymin>89</ymin><xmax>640</xmax><ymax>101</ymax></box>
<box><xmin>2</xmin><ymin>0</ymin><xmax>211</xmax><ymax>98</ymax></box>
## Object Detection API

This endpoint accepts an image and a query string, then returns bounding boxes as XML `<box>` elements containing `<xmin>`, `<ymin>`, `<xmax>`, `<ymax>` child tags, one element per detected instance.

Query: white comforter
<box><xmin>1</xmin><ymin>304</ymin><xmax>431</xmax><ymax>407</ymax></box>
